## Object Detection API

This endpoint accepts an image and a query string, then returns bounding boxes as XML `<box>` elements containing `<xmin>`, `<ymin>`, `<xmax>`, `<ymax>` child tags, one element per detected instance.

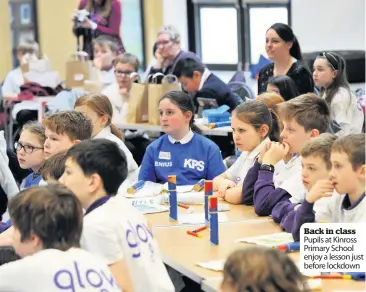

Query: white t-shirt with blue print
<box><xmin>138</xmin><ymin>131</ymin><xmax>225</xmax><ymax>185</ymax></box>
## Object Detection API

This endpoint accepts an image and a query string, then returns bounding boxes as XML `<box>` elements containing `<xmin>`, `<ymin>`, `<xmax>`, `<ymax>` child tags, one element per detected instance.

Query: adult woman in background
<box><xmin>258</xmin><ymin>23</ymin><xmax>314</xmax><ymax>95</ymax></box>
<box><xmin>74</xmin><ymin>0</ymin><xmax>124</xmax><ymax>58</ymax></box>
<box><xmin>146</xmin><ymin>25</ymin><xmax>202</xmax><ymax>81</ymax></box>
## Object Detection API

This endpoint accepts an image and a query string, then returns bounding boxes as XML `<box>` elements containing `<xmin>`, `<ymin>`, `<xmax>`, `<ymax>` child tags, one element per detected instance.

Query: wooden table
<box><xmin>146</xmin><ymin>204</ymin><xmax>267</xmax><ymax>227</ymax></box>
<box><xmin>116</xmin><ymin>122</ymin><xmax>232</xmax><ymax>137</ymax></box>
<box><xmin>153</xmin><ymin>220</ymin><xmax>281</xmax><ymax>283</ymax></box>
<box><xmin>202</xmin><ymin>276</ymin><xmax>366</xmax><ymax>292</ymax></box>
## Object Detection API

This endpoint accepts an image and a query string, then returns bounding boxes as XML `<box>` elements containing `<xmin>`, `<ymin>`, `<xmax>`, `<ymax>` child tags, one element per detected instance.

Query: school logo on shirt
<box><xmin>158</xmin><ymin>151</ymin><xmax>171</xmax><ymax>160</ymax></box>
<box><xmin>184</xmin><ymin>159</ymin><xmax>205</xmax><ymax>171</ymax></box>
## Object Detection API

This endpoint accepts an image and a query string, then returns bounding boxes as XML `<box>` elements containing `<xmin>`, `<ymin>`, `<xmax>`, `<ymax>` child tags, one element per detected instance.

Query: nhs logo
<box><xmin>184</xmin><ymin>159</ymin><xmax>204</xmax><ymax>171</ymax></box>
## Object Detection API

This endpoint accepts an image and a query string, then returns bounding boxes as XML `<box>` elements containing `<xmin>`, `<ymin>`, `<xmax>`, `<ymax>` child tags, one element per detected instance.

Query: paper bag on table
<box><xmin>65</xmin><ymin>52</ymin><xmax>94</xmax><ymax>89</ymax></box>
<box><xmin>148</xmin><ymin>74</ymin><xmax>181</xmax><ymax>125</ymax></box>
<box><xmin>126</xmin><ymin>73</ymin><xmax>149</xmax><ymax>123</ymax></box>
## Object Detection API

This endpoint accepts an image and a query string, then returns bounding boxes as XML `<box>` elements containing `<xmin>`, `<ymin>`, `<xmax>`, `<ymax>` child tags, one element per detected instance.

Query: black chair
<box><xmin>228</xmin><ymin>81</ymin><xmax>255</xmax><ymax>102</ymax></box>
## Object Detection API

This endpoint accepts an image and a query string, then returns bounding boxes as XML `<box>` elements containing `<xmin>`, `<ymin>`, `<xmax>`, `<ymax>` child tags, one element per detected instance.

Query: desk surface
<box><xmin>201</xmin><ymin>276</ymin><xmax>366</xmax><ymax>292</ymax></box>
<box><xmin>116</xmin><ymin>122</ymin><xmax>232</xmax><ymax>136</ymax></box>
<box><xmin>153</xmin><ymin>220</ymin><xmax>281</xmax><ymax>282</ymax></box>
<box><xmin>146</xmin><ymin>204</ymin><xmax>267</xmax><ymax>227</ymax></box>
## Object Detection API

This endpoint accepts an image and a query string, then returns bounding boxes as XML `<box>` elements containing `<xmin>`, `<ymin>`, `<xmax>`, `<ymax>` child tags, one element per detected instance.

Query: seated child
<box><xmin>43</xmin><ymin>110</ymin><xmax>92</xmax><ymax>159</ymax></box>
<box><xmin>59</xmin><ymin>139</ymin><xmax>174</xmax><ymax>292</ymax></box>
<box><xmin>74</xmin><ymin>93</ymin><xmax>138</xmax><ymax>182</ymax></box>
<box><xmin>242</xmin><ymin>93</ymin><xmax>330</xmax><ymax>216</ymax></box>
<box><xmin>173</xmin><ymin>58</ymin><xmax>242</xmax><ymax>112</ymax></box>
<box><xmin>138</xmin><ymin>91</ymin><xmax>226</xmax><ymax>185</ymax></box>
<box><xmin>213</xmin><ymin>101</ymin><xmax>273</xmax><ymax>204</ymax></box>
<box><xmin>102</xmin><ymin>52</ymin><xmax>151</xmax><ymax>165</ymax></box>
<box><xmin>92</xmin><ymin>35</ymin><xmax>119</xmax><ymax>88</ymax></box>
<box><xmin>1</xmin><ymin>39</ymin><xmax>39</xmax><ymax>96</ymax></box>
<box><xmin>221</xmin><ymin>246</ymin><xmax>307</xmax><ymax>292</ymax></box>
<box><xmin>271</xmin><ymin>133</ymin><xmax>337</xmax><ymax>231</ymax></box>
<box><xmin>39</xmin><ymin>150</ymin><xmax>67</xmax><ymax>182</ymax></box>
<box><xmin>15</xmin><ymin>122</ymin><xmax>45</xmax><ymax>189</ymax></box>
<box><xmin>0</xmin><ymin>184</ymin><xmax>121</xmax><ymax>292</ymax></box>
<box><xmin>292</xmin><ymin>134</ymin><xmax>366</xmax><ymax>241</ymax></box>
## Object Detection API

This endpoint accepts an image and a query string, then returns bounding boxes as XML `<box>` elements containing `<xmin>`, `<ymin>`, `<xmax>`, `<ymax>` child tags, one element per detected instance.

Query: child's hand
<box><xmin>93</xmin><ymin>57</ymin><xmax>103</xmax><ymax>70</ymax></box>
<box><xmin>294</xmin><ymin>204</ymin><xmax>301</xmax><ymax>211</ymax></box>
<box><xmin>258</xmin><ymin>140</ymin><xmax>272</xmax><ymax>164</ymax></box>
<box><xmin>306</xmin><ymin>180</ymin><xmax>334</xmax><ymax>203</ymax></box>
<box><xmin>119</xmin><ymin>87</ymin><xmax>130</xmax><ymax>95</ymax></box>
<box><xmin>217</xmin><ymin>179</ymin><xmax>236</xmax><ymax>199</ymax></box>
<box><xmin>262</xmin><ymin>142</ymin><xmax>290</xmax><ymax>165</ymax></box>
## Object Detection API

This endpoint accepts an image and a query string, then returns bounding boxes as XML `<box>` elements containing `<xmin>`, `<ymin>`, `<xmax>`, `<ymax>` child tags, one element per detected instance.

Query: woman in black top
<box><xmin>258</xmin><ymin>23</ymin><xmax>314</xmax><ymax>95</ymax></box>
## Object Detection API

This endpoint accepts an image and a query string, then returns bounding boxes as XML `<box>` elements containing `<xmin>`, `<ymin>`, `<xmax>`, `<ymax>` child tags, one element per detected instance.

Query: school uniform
<box><xmin>1</xmin><ymin>67</ymin><xmax>24</xmax><ymax>96</ymax></box>
<box><xmin>193</xmin><ymin>69</ymin><xmax>242</xmax><ymax>112</ymax></box>
<box><xmin>292</xmin><ymin>193</ymin><xmax>366</xmax><ymax>241</ymax></box>
<box><xmin>226</xmin><ymin>138</ymin><xmax>270</xmax><ymax>186</ymax></box>
<box><xmin>21</xmin><ymin>172</ymin><xmax>42</xmax><ymax>189</ymax></box>
<box><xmin>138</xmin><ymin>130</ymin><xmax>226</xmax><ymax>185</ymax></box>
<box><xmin>323</xmin><ymin>87</ymin><xmax>364</xmax><ymax>136</ymax></box>
<box><xmin>81</xmin><ymin>196</ymin><xmax>174</xmax><ymax>292</ymax></box>
<box><xmin>0</xmin><ymin>248</ymin><xmax>120</xmax><ymax>292</ymax></box>
<box><xmin>94</xmin><ymin>127</ymin><xmax>138</xmax><ymax>183</ymax></box>
<box><xmin>242</xmin><ymin>155</ymin><xmax>306</xmax><ymax>216</ymax></box>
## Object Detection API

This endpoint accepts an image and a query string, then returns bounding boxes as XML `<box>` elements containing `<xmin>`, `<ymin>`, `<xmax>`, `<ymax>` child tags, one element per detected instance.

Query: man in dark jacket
<box><xmin>173</xmin><ymin>58</ymin><xmax>242</xmax><ymax>112</ymax></box>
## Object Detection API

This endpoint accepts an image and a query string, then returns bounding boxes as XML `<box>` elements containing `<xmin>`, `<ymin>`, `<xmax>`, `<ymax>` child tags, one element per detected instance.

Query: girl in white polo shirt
<box><xmin>213</xmin><ymin>100</ymin><xmax>280</xmax><ymax>204</ymax></box>
<box><xmin>74</xmin><ymin>93</ymin><xmax>138</xmax><ymax>183</ymax></box>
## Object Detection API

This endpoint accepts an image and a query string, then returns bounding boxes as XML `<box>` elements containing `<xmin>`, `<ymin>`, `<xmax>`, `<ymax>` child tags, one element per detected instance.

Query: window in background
<box><xmin>249</xmin><ymin>6</ymin><xmax>288</xmax><ymax>64</ymax></box>
<box><xmin>9</xmin><ymin>0</ymin><xmax>38</xmax><ymax>68</ymax></box>
<box><xmin>121</xmin><ymin>0</ymin><xmax>145</xmax><ymax>68</ymax></box>
<box><xmin>199</xmin><ymin>6</ymin><xmax>239</xmax><ymax>65</ymax></box>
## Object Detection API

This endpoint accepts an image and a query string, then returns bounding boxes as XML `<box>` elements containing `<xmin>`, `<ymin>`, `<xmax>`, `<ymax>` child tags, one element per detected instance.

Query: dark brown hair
<box><xmin>159</xmin><ymin>91</ymin><xmax>202</xmax><ymax>134</ymax></box>
<box><xmin>277</xmin><ymin>93</ymin><xmax>330</xmax><ymax>133</ymax></box>
<box><xmin>331</xmin><ymin>134</ymin><xmax>365</xmax><ymax>170</ymax></box>
<box><xmin>43</xmin><ymin>111</ymin><xmax>92</xmax><ymax>141</ymax></box>
<box><xmin>301</xmin><ymin>133</ymin><xmax>338</xmax><ymax>170</ymax></box>
<box><xmin>8</xmin><ymin>184</ymin><xmax>83</xmax><ymax>251</ymax></box>
<box><xmin>222</xmin><ymin>247</ymin><xmax>309</xmax><ymax>292</ymax></box>
<box><xmin>20</xmin><ymin>121</ymin><xmax>46</xmax><ymax>145</ymax></box>
<box><xmin>85</xmin><ymin>0</ymin><xmax>113</xmax><ymax>18</ymax></box>
<box><xmin>40</xmin><ymin>150</ymin><xmax>68</xmax><ymax>181</ymax></box>
<box><xmin>75</xmin><ymin>93</ymin><xmax>124</xmax><ymax>140</ymax></box>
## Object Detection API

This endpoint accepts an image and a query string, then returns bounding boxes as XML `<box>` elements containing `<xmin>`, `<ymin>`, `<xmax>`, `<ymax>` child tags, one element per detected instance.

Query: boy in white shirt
<box><xmin>0</xmin><ymin>184</ymin><xmax>121</xmax><ymax>292</ymax></box>
<box><xmin>292</xmin><ymin>134</ymin><xmax>366</xmax><ymax>241</ymax></box>
<box><xmin>1</xmin><ymin>39</ymin><xmax>39</xmax><ymax>97</ymax></box>
<box><xmin>59</xmin><ymin>138</ymin><xmax>174</xmax><ymax>292</ymax></box>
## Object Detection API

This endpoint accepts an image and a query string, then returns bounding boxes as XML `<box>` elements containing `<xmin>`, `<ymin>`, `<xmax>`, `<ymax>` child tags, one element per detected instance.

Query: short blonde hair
<box><xmin>114</xmin><ymin>53</ymin><xmax>140</xmax><ymax>72</ymax></box>
<box><xmin>17</xmin><ymin>39</ymin><xmax>39</xmax><ymax>56</ymax></box>
<box><xmin>93</xmin><ymin>35</ymin><xmax>119</xmax><ymax>53</ymax></box>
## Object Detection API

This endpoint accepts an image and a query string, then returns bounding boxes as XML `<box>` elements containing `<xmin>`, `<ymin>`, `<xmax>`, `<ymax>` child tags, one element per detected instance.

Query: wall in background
<box><xmin>0</xmin><ymin>1</ymin><xmax>13</xmax><ymax>80</ymax></box>
<box><xmin>292</xmin><ymin>0</ymin><xmax>365</xmax><ymax>52</ymax></box>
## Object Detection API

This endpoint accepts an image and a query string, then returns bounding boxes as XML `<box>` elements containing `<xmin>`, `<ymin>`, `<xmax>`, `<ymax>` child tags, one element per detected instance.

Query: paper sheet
<box><xmin>178</xmin><ymin>213</ymin><xmax>228</xmax><ymax>224</ymax></box>
<box><xmin>123</xmin><ymin>181</ymin><xmax>164</xmax><ymax>198</ymax></box>
<box><xmin>236</xmin><ymin>232</ymin><xmax>294</xmax><ymax>247</ymax></box>
<box><xmin>197</xmin><ymin>260</ymin><xmax>225</xmax><ymax>271</ymax></box>
<box><xmin>133</xmin><ymin>204</ymin><xmax>169</xmax><ymax>214</ymax></box>
<box><xmin>307</xmin><ymin>279</ymin><xmax>322</xmax><ymax>291</ymax></box>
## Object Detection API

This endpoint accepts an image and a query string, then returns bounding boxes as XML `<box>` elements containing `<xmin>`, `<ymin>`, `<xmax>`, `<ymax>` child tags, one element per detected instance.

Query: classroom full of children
<box><xmin>0</xmin><ymin>0</ymin><xmax>365</xmax><ymax>291</ymax></box>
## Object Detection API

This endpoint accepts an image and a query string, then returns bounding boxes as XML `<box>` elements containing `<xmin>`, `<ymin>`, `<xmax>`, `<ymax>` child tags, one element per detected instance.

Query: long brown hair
<box><xmin>222</xmin><ymin>247</ymin><xmax>309</xmax><ymax>292</ymax></box>
<box><xmin>75</xmin><ymin>93</ymin><xmax>124</xmax><ymax>140</ymax></box>
<box><xmin>85</xmin><ymin>0</ymin><xmax>113</xmax><ymax>18</ymax></box>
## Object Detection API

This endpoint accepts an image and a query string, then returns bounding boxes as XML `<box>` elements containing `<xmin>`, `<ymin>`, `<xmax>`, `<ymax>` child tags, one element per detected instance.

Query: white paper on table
<box><xmin>178</xmin><ymin>213</ymin><xmax>228</xmax><ymax>224</ymax></box>
<box><xmin>133</xmin><ymin>204</ymin><xmax>169</xmax><ymax>214</ymax></box>
<box><xmin>236</xmin><ymin>232</ymin><xmax>294</xmax><ymax>247</ymax></box>
<box><xmin>162</xmin><ymin>183</ymin><xmax>195</xmax><ymax>193</ymax></box>
<box><xmin>307</xmin><ymin>279</ymin><xmax>322</xmax><ymax>290</ymax></box>
<box><xmin>197</xmin><ymin>260</ymin><xmax>225</xmax><ymax>271</ymax></box>
<box><xmin>123</xmin><ymin>181</ymin><xmax>164</xmax><ymax>198</ymax></box>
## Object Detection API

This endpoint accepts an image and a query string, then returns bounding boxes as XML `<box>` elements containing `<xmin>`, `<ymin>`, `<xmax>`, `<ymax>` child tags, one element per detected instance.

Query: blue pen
<box><xmin>127</xmin><ymin>180</ymin><xmax>145</xmax><ymax>194</ymax></box>
<box><xmin>276</xmin><ymin>241</ymin><xmax>300</xmax><ymax>252</ymax></box>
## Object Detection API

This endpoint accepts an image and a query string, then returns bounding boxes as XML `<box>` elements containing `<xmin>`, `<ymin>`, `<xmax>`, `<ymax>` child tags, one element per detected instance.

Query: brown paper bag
<box><xmin>127</xmin><ymin>74</ymin><xmax>149</xmax><ymax>123</ymax></box>
<box><xmin>65</xmin><ymin>52</ymin><xmax>94</xmax><ymax>88</ymax></box>
<box><xmin>148</xmin><ymin>74</ymin><xmax>181</xmax><ymax>125</ymax></box>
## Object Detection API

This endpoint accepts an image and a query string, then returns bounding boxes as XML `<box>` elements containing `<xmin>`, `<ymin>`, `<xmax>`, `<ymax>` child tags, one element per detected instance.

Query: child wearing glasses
<box><xmin>313</xmin><ymin>52</ymin><xmax>364</xmax><ymax>136</ymax></box>
<box><xmin>15</xmin><ymin>122</ymin><xmax>46</xmax><ymax>189</ymax></box>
